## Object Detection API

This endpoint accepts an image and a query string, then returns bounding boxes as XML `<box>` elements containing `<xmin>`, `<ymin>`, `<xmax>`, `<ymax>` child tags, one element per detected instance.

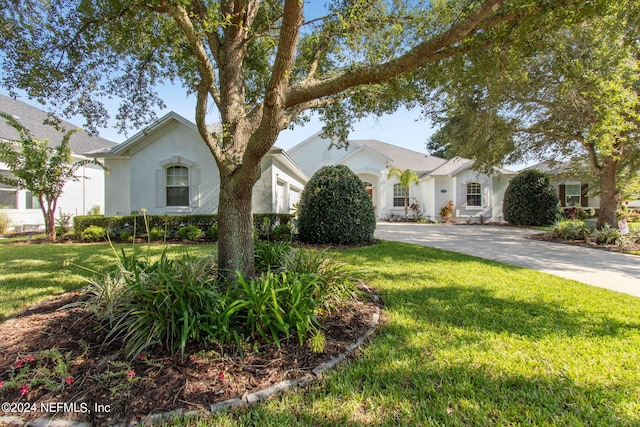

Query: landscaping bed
<box><xmin>0</xmin><ymin>288</ymin><xmax>381</xmax><ymax>425</ymax></box>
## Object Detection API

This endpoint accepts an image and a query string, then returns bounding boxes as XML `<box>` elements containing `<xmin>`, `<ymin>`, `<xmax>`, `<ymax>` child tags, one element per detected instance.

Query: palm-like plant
<box><xmin>388</xmin><ymin>167</ymin><xmax>419</xmax><ymax>220</ymax></box>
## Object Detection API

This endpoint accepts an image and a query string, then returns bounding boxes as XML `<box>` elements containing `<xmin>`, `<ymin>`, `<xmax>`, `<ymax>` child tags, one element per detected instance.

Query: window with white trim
<box><xmin>166</xmin><ymin>166</ymin><xmax>189</xmax><ymax>206</ymax></box>
<box><xmin>565</xmin><ymin>184</ymin><xmax>581</xmax><ymax>207</ymax></box>
<box><xmin>393</xmin><ymin>183</ymin><xmax>406</xmax><ymax>207</ymax></box>
<box><xmin>466</xmin><ymin>182</ymin><xmax>482</xmax><ymax>207</ymax></box>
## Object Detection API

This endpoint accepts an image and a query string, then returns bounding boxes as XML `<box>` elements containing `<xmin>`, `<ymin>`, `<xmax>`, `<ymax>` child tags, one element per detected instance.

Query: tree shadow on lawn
<box><xmin>341</xmin><ymin>241</ymin><xmax>640</xmax><ymax>340</ymax></box>
<box><xmin>382</xmin><ymin>285</ymin><xmax>640</xmax><ymax>340</ymax></box>
<box><xmin>220</xmin><ymin>359</ymin><xmax>639</xmax><ymax>426</ymax></box>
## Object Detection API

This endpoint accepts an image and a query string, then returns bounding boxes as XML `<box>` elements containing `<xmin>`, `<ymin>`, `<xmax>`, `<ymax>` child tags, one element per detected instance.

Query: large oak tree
<box><xmin>0</xmin><ymin>0</ymin><xmax>609</xmax><ymax>277</ymax></box>
<box><xmin>427</xmin><ymin>4</ymin><xmax>640</xmax><ymax>228</ymax></box>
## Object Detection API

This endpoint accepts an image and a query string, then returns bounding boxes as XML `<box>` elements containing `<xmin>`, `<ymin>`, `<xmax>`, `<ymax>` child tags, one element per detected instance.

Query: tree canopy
<box><xmin>426</xmin><ymin>4</ymin><xmax>640</xmax><ymax>227</ymax></box>
<box><xmin>0</xmin><ymin>0</ymin><xmax>614</xmax><ymax>276</ymax></box>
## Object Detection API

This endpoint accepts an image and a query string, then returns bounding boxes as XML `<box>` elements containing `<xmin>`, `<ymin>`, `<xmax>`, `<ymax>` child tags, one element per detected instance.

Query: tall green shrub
<box><xmin>298</xmin><ymin>165</ymin><xmax>376</xmax><ymax>244</ymax></box>
<box><xmin>503</xmin><ymin>169</ymin><xmax>559</xmax><ymax>226</ymax></box>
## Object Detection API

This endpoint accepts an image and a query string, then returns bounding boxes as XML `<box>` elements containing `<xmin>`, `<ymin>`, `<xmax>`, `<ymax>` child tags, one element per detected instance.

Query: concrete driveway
<box><xmin>374</xmin><ymin>222</ymin><xmax>640</xmax><ymax>298</ymax></box>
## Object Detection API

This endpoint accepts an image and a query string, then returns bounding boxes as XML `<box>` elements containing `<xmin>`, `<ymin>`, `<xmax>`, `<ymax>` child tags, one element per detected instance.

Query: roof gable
<box><xmin>351</xmin><ymin>139</ymin><xmax>446</xmax><ymax>173</ymax></box>
<box><xmin>91</xmin><ymin>112</ymin><xmax>198</xmax><ymax>157</ymax></box>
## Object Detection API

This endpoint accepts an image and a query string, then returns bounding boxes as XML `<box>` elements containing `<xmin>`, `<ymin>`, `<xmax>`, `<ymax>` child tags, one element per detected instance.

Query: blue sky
<box><xmin>0</xmin><ymin>84</ymin><xmax>436</xmax><ymax>154</ymax></box>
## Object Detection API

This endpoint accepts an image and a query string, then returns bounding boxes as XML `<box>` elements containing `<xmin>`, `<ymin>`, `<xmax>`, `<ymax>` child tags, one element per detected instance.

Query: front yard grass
<box><xmin>194</xmin><ymin>240</ymin><xmax>640</xmax><ymax>426</ymax></box>
<box><xmin>2</xmin><ymin>240</ymin><xmax>640</xmax><ymax>425</ymax></box>
<box><xmin>0</xmin><ymin>241</ymin><xmax>213</xmax><ymax>321</ymax></box>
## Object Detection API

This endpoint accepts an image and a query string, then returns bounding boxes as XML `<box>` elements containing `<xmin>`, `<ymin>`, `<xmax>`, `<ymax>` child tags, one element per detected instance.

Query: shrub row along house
<box><xmin>4</xmin><ymin>96</ymin><xmax>612</xmax><ymax>230</ymax></box>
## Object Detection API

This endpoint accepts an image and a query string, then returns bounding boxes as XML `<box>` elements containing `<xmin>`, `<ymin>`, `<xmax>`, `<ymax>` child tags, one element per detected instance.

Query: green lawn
<box><xmin>2</xmin><ymin>240</ymin><xmax>640</xmax><ymax>425</ymax></box>
<box><xmin>191</xmin><ymin>241</ymin><xmax>640</xmax><ymax>426</ymax></box>
<box><xmin>0</xmin><ymin>241</ymin><xmax>214</xmax><ymax>321</ymax></box>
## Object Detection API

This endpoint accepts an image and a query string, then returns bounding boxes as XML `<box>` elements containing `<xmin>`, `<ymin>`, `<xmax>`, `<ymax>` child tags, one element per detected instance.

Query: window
<box><xmin>566</xmin><ymin>184</ymin><xmax>581</xmax><ymax>207</ymax></box>
<box><xmin>466</xmin><ymin>183</ymin><xmax>481</xmax><ymax>207</ymax></box>
<box><xmin>25</xmin><ymin>191</ymin><xmax>41</xmax><ymax>210</ymax></box>
<box><xmin>393</xmin><ymin>183</ymin><xmax>406</xmax><ymax>207</ymax></box>
<box><xmin>166</xmin><ymin>166</ymin><xmax>189</xmax><ymax>206</ymax></box>
<box><xmin>0</xmin><ymin>187</ymin><xmax>17</xmax><ymax>209</ymax></box>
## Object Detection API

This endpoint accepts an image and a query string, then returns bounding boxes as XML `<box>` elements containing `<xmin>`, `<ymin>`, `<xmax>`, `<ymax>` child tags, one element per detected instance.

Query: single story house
<box><xmin>88</xmin><ymin>112</ymin><xmax>307</xmax><ymax>217</ymax></box>
<box><xmin>0</xmin><ymin>95</ymin><xmax>115</xmax><ymax>232</ymax></box>
<box><xmin>287</xmin><ymin>132</ymin><xmax>516</xmax><ymax>222</ymax></box>
<box><xmin>527</xmin><ymin>161</ymin><xmax>600</xmax><ymax>210</ymax></box>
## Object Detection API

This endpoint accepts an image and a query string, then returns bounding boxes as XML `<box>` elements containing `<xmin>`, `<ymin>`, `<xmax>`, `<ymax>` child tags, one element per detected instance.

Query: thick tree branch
<box><xmin>285</xmin><ymin>0</ymin><xmax>507</xmax><ymax>108</ymax></box>
<box><xmin>160</xmin><ymin>0</ymin><xmax>221</xmax><ymax>109</ymax></box>
<box><xmin>191</xmin><ymin>0</ymin><xmax>222</xmax><ymax>64</ymax></box>
<box><xmin>248</xmin><ymin>0</ymin><xmax>303</xmax><ymax>160</ymax></box>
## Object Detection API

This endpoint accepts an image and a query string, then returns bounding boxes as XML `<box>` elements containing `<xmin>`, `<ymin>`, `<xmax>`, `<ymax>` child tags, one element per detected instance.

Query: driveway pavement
<box><xmin>374</xmin><ymin>222</ymin><xmax>640</xmax><ymax>298</ymax></box>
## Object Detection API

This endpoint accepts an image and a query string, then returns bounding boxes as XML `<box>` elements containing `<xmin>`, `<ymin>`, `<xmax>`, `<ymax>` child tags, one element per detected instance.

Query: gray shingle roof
<box><xmin>0</xmin><ymin>94</ymin><xmax>116</xmax><ymax>154</ymax></box>
<box><xmin>352</xmin><ymin>139</ymin><xmax>447</xmax><ymax>173</ymax></box>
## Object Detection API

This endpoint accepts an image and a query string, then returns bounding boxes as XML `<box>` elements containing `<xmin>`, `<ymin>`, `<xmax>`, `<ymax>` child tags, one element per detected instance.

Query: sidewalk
<box><xmin>374</xmin><ymin>222</ymin><xmax>640</xmax><ymax>298</ymax></box>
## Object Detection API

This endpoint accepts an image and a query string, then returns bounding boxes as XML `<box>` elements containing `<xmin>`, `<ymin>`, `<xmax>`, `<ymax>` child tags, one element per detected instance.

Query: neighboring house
<box><xmin>287</xmin><ymin>132</ymin><xmax>516</xmax><ymax>222</ymax></box>
<box><xmin>527</xmin><ymin>161</ymin><xmax>600</xmax><ymax>210</ymax></box>
<box><xmin>0</xmin><ymin>95</ymin><xmax>115</xmax><ymax>232</ymax></box>
<box><xmin>88</xmin><ymin>112</ymin><xmax>307</xmax><ymax>217</ymax></box>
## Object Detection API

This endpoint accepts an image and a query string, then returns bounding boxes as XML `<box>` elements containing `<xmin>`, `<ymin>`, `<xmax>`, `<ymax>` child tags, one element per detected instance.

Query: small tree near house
<box><xmin>388</xmin><ymin>167</ymin><xmax>419</xmax><ymax>220</ymax></box>
<box><xmin>0</xmin><ymin>112</ymin><xmax>106</xmax><ymax>240</ymax></box>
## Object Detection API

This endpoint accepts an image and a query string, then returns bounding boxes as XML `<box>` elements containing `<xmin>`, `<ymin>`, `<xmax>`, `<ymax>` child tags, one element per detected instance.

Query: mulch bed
<box><xmin>528</xmin><ymin>233</ymin><xmax>640</xmax><ymax>254</ymax></box>
<box><xmin>0</xmin><ymin>287</ymin><xmax>382</xmax><ymax>425</ymax></box>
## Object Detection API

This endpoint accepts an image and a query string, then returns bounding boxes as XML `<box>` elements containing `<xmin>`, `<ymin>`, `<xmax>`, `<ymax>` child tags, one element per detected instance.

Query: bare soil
<box><xmin>0</xmin><ymin>288</ymin><xmax>382</xmax><ymax>425</ymax></box>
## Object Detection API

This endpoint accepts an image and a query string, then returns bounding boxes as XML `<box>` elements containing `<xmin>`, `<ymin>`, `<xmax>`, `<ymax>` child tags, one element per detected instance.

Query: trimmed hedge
<box><xmin>503</xmin><ymin>169</ymin><xmax>559</xmax><ymax>226</ymax></box>
<box><xmin>73</xmin><ymin>213</ymin><xmax>295</xmax><ymax>241</ymax></box>
<box><xmin>298</xmin><ymin>165</ymin><xmax>376</xmax><ymax>244</ymax></box>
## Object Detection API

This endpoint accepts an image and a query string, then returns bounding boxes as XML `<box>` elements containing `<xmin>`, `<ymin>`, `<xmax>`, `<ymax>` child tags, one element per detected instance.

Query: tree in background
<box><xmin>0</xmin><ymin>112</ymin><xmax>105</xmax><ymax>240</ymax></box>
<box><xmin>426</xmin><ymin>5</ymin><xmax>640</xmax><ymax>228</ymax></box>
<box><xmin>0</xmin><ymin>1</ymin><xmax>612</xmax><ymax>277</ymax></box>
<box><xmin>388</xmin><ymin>167</ymin><xmax>419</xmax><ymax>220</ymax></box>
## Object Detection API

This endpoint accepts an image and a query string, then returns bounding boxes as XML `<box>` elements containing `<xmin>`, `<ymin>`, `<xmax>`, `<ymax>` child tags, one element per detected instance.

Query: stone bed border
<box><xmin>1</xmin><ymin>293</ymin><xmax>381</xmax><ymax>427</ymax></box>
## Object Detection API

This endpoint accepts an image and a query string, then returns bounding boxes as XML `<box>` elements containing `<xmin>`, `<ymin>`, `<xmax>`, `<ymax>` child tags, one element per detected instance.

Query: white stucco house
<box><xmin>0</xmin><ymin>95</ymin><xmax>115</xmax><ymax>232</ymax></box>
<box><xmin>287</xmin><ymin>132</ymin><xmax>516</xmax><ymax>222</ymax></box>
<box><xmin>88</xmin><ymin>112</ymin><xmax>307</xmax><ymax>216</ymax></box>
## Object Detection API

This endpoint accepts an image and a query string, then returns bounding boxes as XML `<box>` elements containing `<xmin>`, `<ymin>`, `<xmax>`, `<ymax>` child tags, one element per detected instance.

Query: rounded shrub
<box><xmin>298</xmin><ymin>165</ymin><xmax>376</xmax><ymax>244</ymax></box>
<box><xmin>81</xmin><ymin>225</ymin><xmax>107</xmax><ymax>242</ymax></box>
<box><xmin>176</xmin><ymin>224</ymin><xmax>202</xmax><ymax>241</ymax></box>
<box><xmin>503</xmin><ymin>169</ymin><xmax>559</xmax><ymax>226</ymax></box>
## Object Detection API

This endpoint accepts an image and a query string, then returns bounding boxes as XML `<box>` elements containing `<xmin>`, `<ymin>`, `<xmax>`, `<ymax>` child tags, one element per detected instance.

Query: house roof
<box><xmin>525</xmin><ymin>160</ymin><xmax>570</xmax><ymax>175</ymax></box>
<box><xmin>353</xmin><ymin>139</ymin><xmax>447</xmax><ymax>173</ymax></box>
<box><xmin>428</xmin><ymin>156</ymin><xmax>475</xmax><ymax>176</ymax></box>
<box><xmin>89</xmin><ymin>111</ymin><xmax>308</xmax><ymax>182</ymax></box>
<box><xmin>0</xmin><ymin>94</ymin><xmax>116</xmax><ymax>154</ymax></box>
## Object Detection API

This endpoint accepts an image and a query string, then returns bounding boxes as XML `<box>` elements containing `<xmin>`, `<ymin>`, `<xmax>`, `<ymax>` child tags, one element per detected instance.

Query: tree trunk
<box><xmin>217</xmin><ymin>170</ymin><xmax>257</xmax><ymax>279</ymax></box>
<box><xmin>404</xmin><ymin>189</ymin><xmax>409</xmax><ymax>220</ymax></box>
<box><xmin>597</xmin><ymin>156</ymin><xmax>619</xmax><ymax>229</ymax></box>
<box><xmin>40</xmin><ymin>196</ymin><xmax>56</xmax><ymax>241</ymax></box>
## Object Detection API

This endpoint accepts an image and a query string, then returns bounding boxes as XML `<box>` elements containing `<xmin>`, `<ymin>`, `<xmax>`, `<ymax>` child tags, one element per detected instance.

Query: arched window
<box><xmin>466</xmin><ymin>182</ymin><xmax>481</xmax><ymax>207</ymax></box>
<box><xmin>166</xmin><ymin>165</ymin><xmax>190</xmax><ymax>206</ymax></box>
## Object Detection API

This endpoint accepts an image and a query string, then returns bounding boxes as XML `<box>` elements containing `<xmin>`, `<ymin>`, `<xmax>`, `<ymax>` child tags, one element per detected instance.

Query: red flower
<box><xmin>19</xmin><ymin>384</ymin><xmax>30</xmax><ymax>395</ymax></box>
<box><xmin>14</xmin><ymin>358</ymin><xmax>25</xmax><ymax>368</ymax></box>
<box><xmin>218</xmin><ymin>371</ymin><xmax>225</xmax><ymax>381</ymax></box>
<box><xmin>24</xmin><ymin>354</ymin><xmax>36</xmax><ymax>363</ymax></box>
<box><xmin>136</xmin><ymin>354</ymin><xmax>145</xmax><ymax>361</ymax></box>
<box><xmin>64</xmin><ymin>377</ymin><xmax>74</xmax><ymax>385</ymax></box>
<box><xmin>127</xmin><ymin>369</ymin><xmax>136</xmax><ymax>379</ymax></box>
<box><xmin>0</xmin><ymin>381</ymin><xmax>4</xmax><ymax>388</ymax></box>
